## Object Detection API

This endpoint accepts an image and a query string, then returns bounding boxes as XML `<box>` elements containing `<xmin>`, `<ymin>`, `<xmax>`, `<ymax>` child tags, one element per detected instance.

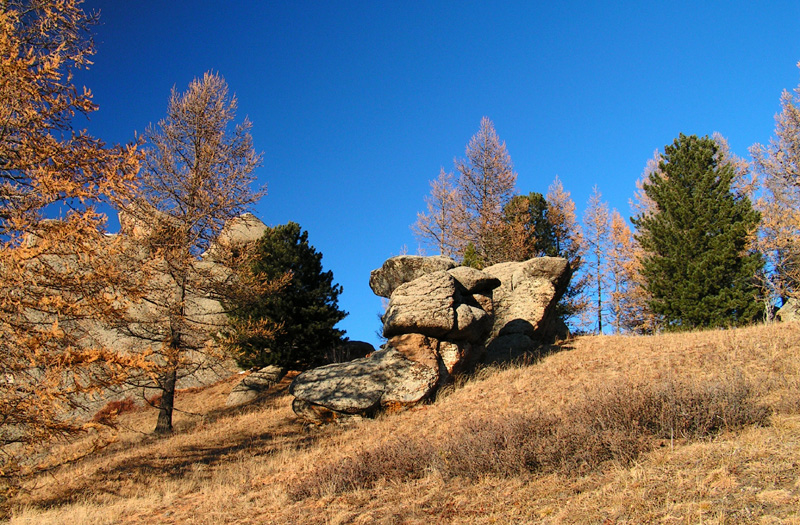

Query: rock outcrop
<box><xmin>776</xmin><ymin>298</ymin><xmax>800</xmax><ymax>322</ymax></box>
<box><xmin>225</xmin><ymin>365</ymin><xmax>287</xmax><ymax>407</ymax></box>
<box><xmin>483</xmin><ymin>257</ymin><xmax>572</xmax><ymax>361</ymax></box>
<box><xmin>291</xmin><ymin>255</ymin><xmax>571</xmax><ymax>424</ymax></box>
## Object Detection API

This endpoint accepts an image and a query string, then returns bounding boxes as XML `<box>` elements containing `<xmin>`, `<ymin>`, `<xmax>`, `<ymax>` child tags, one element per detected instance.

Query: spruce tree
<box><xmin>633</xmin><ymin>134</ymin><xmax>763</xmax><ymax>329</ymax></box>
<box><xmin>227</xmin><ymin>222</ymin><xmax>347</xmax><ymax>369</ymax></box>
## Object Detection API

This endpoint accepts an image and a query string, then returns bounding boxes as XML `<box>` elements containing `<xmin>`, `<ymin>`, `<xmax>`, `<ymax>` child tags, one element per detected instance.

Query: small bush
<box><xmin>91</xmin><ymin>398</ymin><xmax>137</xmax><ymax>427</ymax></box>
<box><xmin>289</xmin><ymin>375</ymin><xmax>770</xmax><ymax>499</ymax></box>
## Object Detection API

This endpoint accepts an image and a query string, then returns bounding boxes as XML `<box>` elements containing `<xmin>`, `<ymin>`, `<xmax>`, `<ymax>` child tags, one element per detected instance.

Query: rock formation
<box><xmin>225</xmin><ymin>365</ymin><xmax>287</xmax><ymax>407</ymax></box>
<box><xmin>776</xmin><ymin>298</ymin><xmax>800</xmax><ymax>323</ymax></box>
<box><xmin>291</xmin><ymin>255</ymin><xmax>571</xmax><ymax>423</ymax></box>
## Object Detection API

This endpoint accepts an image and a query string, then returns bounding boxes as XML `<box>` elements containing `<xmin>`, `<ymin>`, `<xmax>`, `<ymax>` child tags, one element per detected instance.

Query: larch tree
<box><xmin>412</xmin><ymin>168</ymin><xmax>460</xmax><ymax>257</ymax></box>
<box><xmin>546</xmin><ymin>176</ymin><xmax>586</xmax><ymax>325</ymax></box>
<box><xmin>414</xmin><ymin>117</ymin><xmax>518</xmax><ymax>267</ymax></box>
<box><xmin>750</xmin><ymin>62</ymin><xmax>800</xmax><ymax>309</ymax></box>
<box><xmin>0</xmin><ymin>0</ymin><xmax>141</xmax><ymax>502</ymax></box>
<box><xmin>582</xmin><ymin>186</ymin><xmax>610</xmax><ymax>333</ymax></box>
<box><xmin>607</xmin><ymin>209</ymin><xmax>636</xmax><ymax>333</ymax></box>
<box><xmin>454</xmin><ymin>117</ymin><xmax>518</xmax><ymax>266</ymax></box>
<box><xmin>633</xmin><ymin>134</ymin><xmax>763</xmax><ymax>329</ymax></box>
<box><xmin>120</xmin><ymin>72</ymin><xmax>272</xmax><ymax>434</ymax></box>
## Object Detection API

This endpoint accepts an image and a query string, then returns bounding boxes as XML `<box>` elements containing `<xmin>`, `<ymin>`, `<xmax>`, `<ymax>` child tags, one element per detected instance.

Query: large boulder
<box><xmin>225</xmin><ymin>365</ymin><xmax>287</xmax><ymax>407</ymax></box>
<box><xmin>289</xmin><ymin>348</ymin><xmax>439</xmax><ymax>423</ymax></box>
<box><xmin>382</xmin><ymin>271</ymin><xmax>457</xmax><ymax>338</ymax></box>
<box><xmin>483</xmin><ymin>257</ymin><xmax>571</xmax><ymax>360</ymax></box>
<box><xmin>369</xmin><ymin>255</ymin><xmax>456</xmax><ymax>298</ymax></box>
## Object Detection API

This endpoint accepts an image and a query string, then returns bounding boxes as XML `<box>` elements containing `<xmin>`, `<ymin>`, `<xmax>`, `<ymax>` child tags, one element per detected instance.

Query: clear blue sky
<box><xmin>77</xmin><ymin>1</ymin><xmax>800</xmax><ymax>347</ymax></box>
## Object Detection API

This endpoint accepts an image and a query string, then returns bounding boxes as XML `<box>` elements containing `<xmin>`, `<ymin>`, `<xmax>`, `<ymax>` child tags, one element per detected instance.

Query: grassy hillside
<box><xmin>11</xmin><ymin>322</ymin><xmax>800</xmax><ymax>524</ymax></box>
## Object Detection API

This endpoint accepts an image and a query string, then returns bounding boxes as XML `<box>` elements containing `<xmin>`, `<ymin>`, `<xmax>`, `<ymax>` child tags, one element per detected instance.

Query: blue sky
<box><xmin>77</xmin><ymin>1</ymin><xmax>800</xmax><ymax>347</ymax></box>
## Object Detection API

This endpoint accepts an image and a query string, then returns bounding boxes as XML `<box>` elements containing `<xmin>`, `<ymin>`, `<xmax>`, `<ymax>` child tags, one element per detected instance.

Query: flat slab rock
<box><xmin>369</xmin><ymin>255</ymin><xmax>456</xmax><ymax>298</ymax></box>
<box><xmin>289</xmin><ymin>347</ymin><xmax>439</xmax><ymax>420</ymax></box>
<box><xmin>225</xmin><ymin>365</ymin><xmax>286</xmax><ymax>407</ymax></box>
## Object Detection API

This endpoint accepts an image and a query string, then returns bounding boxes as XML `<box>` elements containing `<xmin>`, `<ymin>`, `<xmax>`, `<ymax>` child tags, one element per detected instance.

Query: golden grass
<box><xmin>10</xmin><ymin>322</ymin><xmax>800</xmax><ymax>524</ymax></box>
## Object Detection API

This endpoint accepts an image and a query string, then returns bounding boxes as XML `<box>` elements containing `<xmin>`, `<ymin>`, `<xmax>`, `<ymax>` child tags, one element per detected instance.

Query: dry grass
<box><xmin>9</xmin><ymin>322</ymin><xmax>800</xmax><ymax>524</ymax></box>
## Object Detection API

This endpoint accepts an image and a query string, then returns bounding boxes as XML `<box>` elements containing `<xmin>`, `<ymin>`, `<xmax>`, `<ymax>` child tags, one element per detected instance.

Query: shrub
<box><xmin>289</xmin><ymin>375</ymin><xmax>770</xmax><ymax>499</ymax></box>
<box><xmin>91</xmin><ymin>398</ymin><xmax>137</xmax><ymax>427</ymax></box>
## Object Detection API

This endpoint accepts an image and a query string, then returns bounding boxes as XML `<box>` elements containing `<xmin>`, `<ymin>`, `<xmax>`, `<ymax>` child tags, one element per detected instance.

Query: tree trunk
<box><xmin>154</xmin><ymin>368</ymin><xmax>177</xmax><ymax>434</ymax></box>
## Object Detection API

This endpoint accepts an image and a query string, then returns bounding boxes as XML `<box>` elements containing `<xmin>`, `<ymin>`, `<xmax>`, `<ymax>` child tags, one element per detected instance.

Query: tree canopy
<box><xmin>633</xmin><ymin>134</ymin><xmax>763</xmax><ymax>329</ymax></box>
<box><xmin>226</xmin><ymin>222</ymin><xmax>347</xmax><ymax>370</ymax></box>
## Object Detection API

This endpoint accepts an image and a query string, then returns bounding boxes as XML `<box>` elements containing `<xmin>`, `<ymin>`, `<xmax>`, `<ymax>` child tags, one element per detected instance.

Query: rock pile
<box><xmin>290</xmin><ymin>255</ymin><xmax>571</xmax><ymax>424</ymax></box>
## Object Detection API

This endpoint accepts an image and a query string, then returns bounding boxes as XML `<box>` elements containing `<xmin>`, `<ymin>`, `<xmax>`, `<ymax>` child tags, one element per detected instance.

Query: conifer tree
<box><xmin>0</xmin><ymin>0</ymin><xmax>141</xmax><ymax>502</ymax></box>
<box><xmin>414</xmin><ymin>117</ymin><xmax>517</xmax><ymax>266</ymax></box>
<box><xmin>226</xmin><ymin>222</ymin><xmax>347</xmax><ymax>370</ymax></box>
<box><xmin>502</xmin><ymin>191</ymin><xmax>558</xmax><ymax>260</ymax></box>
<box><xmin>412</xmin><ymin>168</ymin><xmax>459</xmax><ymax>257</ymax></box>
<box><xmin>582</xmin><ymin>187</ymin><xmax>610</xmax><ymax>333</ymax></box>
<box><xmin>546</xmin><ymin>176</ymin><xmax>586</xmax><ymax>324</ymax></box>
<box><xmin>750</xmin><ymin>62</ymin><xmax>800</xmax><ymax>307</ymax></box>
<box><xmin>123</xmin><ymin>72</ymin><xmax>270</xmax><ymax>434</ymax></box>
<box><xmin>633</xmin><ymin>134</ymin><xmax>763</xmax><ymax>329</ymax></box>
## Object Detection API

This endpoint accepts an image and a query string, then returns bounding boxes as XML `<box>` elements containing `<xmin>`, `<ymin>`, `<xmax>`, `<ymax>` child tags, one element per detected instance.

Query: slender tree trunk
<box><xmin>154</xmin><ymin>368</ymin><xmax>177</xmax><ymax>434</ymax></box>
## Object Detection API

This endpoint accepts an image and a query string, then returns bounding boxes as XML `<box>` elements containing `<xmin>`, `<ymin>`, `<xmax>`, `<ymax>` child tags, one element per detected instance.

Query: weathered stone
<box><xmin>484</xmin><ymin>256</ymin><xmax>571</xmax><ymax>344</ymax></box>
<box><xmin>448</xmin><ymin>303</ymin><xmax>491</xmax><ymax>341</ymax></box>
<box><xmin>369</xmin><ymin>255</ymin><xmax>457</xmax><ymax>298</ymax></box>
<box><xmin>447</xmin><ymin>266</ymin><xmax>501</xmax><ymax>294</ymax></box>
<box><xmin>291</xmin><ymin>398</ymin><xmax>363</xmax><ymax>425</ymax></box>
<box><xmin>225</xmin><ymin>365</ymin><xmax>286</xmax><ymax>407</ymax></box>
<box><xmin>438</xmin><ymin>340</ymin><xmax>470</xmax><ymax>377</ymax></box>
<box><xmin>382</xmin><ymin>271</ymin><xmax>456</xmax><ymax>338</ymax></box>
<box><xmin>388</xmin><ymin>333</ymin><xmax>439</xmax><ymax>369</ymax></box>
<box><xmin>290</xmin><ymin>348</ymin><xmax>439</xmax><ymax>420</ymax></box>
<box><xmin>777</xmin><ymin>298</ymin><xmax>800</xmax><ymax>322</ymax></box>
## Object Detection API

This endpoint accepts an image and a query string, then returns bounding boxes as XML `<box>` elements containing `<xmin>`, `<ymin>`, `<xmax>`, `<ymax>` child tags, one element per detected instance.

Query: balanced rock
<box><xmin>382</xmin><ymin>270</ymin><xmax>457</xmax><ymax>338</ymax></box>
<box><xmin>369</xmin><ymin>255</ymin><xmax>456</xmax><ymax>298</ymax></box>
<box><xmin>289</xmin><ymin>348</ymin><xmax>439</xmax><ymax>423</ymax></box>
<box><xmin>225</xmin><ymin>365</ymin><xmax>287</xmax><ymax>407</ymax></box>
<box><xmin>483</xmin><ymin>257</ymin><xmax>571</xmax><ymax>361</ymax></box>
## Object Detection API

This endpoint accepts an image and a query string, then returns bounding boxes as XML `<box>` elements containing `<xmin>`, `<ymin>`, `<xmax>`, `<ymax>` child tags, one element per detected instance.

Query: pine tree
<box><xmin>633</xmin><ymin>134</ymin><xmax>763</xmax><ymax>329</ymax></box>
<box><xmin>502</xmin><ymin>191</ymin><xmax>558</xmax><ymax>260</ymax></box>
<box><xmin>226</xmin><ymin>222</ymin><xmax>347</xmax><ymax>370</ymax></box>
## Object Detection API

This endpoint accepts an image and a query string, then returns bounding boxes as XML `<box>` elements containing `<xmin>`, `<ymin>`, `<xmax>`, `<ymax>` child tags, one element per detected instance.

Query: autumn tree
<box><xmin>582</xmin><ymin>186</ymin><xmax>610</xmax><ymax>333</ymax></box>
<box><xmin>0</xmin><ymin>0</ymin><xmax>140</xmax><ymax>503</ymax></box>
<box><xmin>414</xmin><ymin>117</ymin><xmax>517</xmax><ymax>266</ymax></box>
<box><xmin>546</xmin><ymin>176</ymin><xmax>586</xmax><ymax>325</ymax></box>
<box><xmin>226</xmin><ymin>222</ymin><xmax>347</xmax><ymax>370</ymax></box>
<box><xmin>633</xmin><ymin>134</ymin><xmax>763</xmax><ymax>329</ymax></box>
<box><xmin>412</xmin><ymin>168</ymin><xmax>459</xmax><ymax>257</ymax></box>
<box><xmin>750</xmin><ymin>62</ymin><xmax>800</xmax><ymax>310</ymax></box>
<box><xmin>120</xmin><ymin>72</ymin><xmax>270</xmax><ymax>434</ymax></box>
<box><xmin>502</xmin><ymin>191</ymin><xmax>558</xmax><ymax>260</ymax></box>
<box><xmin>606</xmin><ymin>210</ymin><xmax>637</xmax><ymax>333</ymax></box>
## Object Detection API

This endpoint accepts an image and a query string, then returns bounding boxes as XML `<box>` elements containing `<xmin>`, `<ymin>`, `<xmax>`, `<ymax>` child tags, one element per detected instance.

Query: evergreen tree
<box><xmin>633</xmin><ymin>134</ymin><xmax>763</xmax><ymax>329</ymax></box>
<box><xmin>503</xmin><ymin>191</ymin><xmax>558</xmax><ymax>259</ymax></box>
<box><xmin>228</xmin><ymin>222</ymin><xmax>347</xmax><ymax>369</ymax></box>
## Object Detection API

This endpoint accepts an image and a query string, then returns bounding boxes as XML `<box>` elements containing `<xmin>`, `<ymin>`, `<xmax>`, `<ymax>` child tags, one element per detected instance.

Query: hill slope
<box><xmin>12</xmin><ymin>322</ymin><xmax>800</xmax><ymax>524</ymax></box>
